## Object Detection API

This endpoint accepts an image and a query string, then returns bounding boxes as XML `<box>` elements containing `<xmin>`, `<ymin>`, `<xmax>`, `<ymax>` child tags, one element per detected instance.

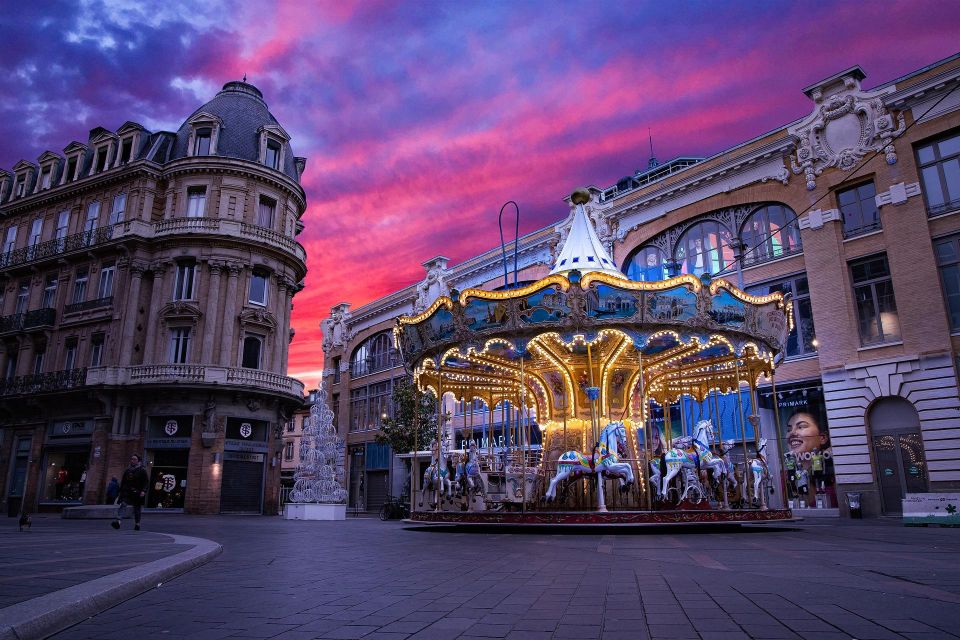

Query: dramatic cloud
<box><xmin>1</xmin><ymin>1</ymin><xmax>958</xmax><ymax>388</ymax></box>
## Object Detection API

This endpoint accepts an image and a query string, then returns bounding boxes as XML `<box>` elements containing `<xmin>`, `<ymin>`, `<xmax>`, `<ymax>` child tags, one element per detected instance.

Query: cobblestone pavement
<box><xmin>47</xmin><ymin>516</ymin><xmax>960</xmax><ymax>640</ymax></box>
<box><xmin>0</xmin><ymin>517</ymin><xmax>189</xmax><ymax>608</ymax></box>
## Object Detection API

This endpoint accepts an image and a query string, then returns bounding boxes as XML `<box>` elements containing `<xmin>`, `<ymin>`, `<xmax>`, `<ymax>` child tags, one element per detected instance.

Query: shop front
<box><xmin>221</xmin><ymin>418</ymin><xmax>268</xmax><ymax>513</ymax></box>
<box><xmin>758</xmin><ymin>381</ymin><xmax>837</xmax><ymax>511</ymax></box>
<box><xmin>144</xmin><ymin>415</ymin><xmax>193</xmax><ymax>510</ymax></box>
<box><xmin>6</xmin><ymin>435</ymin><xmax>32</xmax><ymax>517</ymax></box>
<box><xmin>39</xmin><ymin>420</ymin><xmax>94</xmax><ymax>509</ymax></box>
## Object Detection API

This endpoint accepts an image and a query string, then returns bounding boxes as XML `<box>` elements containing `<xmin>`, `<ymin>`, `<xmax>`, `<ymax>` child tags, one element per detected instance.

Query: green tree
<box><xmin>375</xmin><ymin>380</ymin><xmax>440</xmax><ymax>454</ymax></box>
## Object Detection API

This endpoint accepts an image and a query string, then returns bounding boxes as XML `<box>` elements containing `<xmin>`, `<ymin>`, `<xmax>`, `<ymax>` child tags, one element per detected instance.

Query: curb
<box><xmin>0</xmin><ymin>534</ymin><xmax>222</xmax><ymax>640</ymax></box>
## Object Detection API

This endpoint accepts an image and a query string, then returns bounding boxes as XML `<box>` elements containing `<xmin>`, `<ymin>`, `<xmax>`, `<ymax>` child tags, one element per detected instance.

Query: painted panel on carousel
<box><xmin>708</xmin><ymin>290</ymin><xmax>747</xmax><ymax>328</ymax></box>
<box><xmin>517</xmin><ymin>285</ymin><xmax>569</xmax><ymax>325</ymax></box>
<box><xmin>643</xmin><ymin>288</ymin><xmax>697</xmax><ymax>323</ymax></box>
<box><xmin>463</xmin><ymin>298</ymin><xmax>510</xmax><ymax>332</ymax></box>
<box><xmin>587</xmin><ymin>284</ymin><xmax>638</xmax><ymax>320</ymax></box>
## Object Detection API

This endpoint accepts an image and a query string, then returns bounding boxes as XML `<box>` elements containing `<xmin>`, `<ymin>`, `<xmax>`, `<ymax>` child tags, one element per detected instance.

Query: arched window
<box><xmin>351</xmin><ymin>332</ymin><xmax>393</xmax><ymax>377</ymax></box>
<box><xmin>740</xmin><ymin>204</ymin><xmax>801</xmax><ymax>266</ymax></box>
<box><xmin>242</xmin><ymin>335</ymin><xmax>263</xmax><ymax>369</ymax></box>
<box><xmin>623</xmin><ymin>245</ymin><xmax>670</xmax><ymax>282</ymax></box>
<box><xmin>675</xmin><ymin>220</ymin><xmax>735</xmax><ymax>277</ymax></box>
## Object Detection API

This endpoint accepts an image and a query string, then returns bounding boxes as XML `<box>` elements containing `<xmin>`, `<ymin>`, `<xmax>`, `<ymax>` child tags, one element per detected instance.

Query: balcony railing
<box><xmin>0</xmin><ymin>368</ymin><xmax>87</xmax><ymax>396</ymax></box>
<box><xmin>0</xmin><ymin>308</ymin><xmax>56</xmax><ymax>334</ymax></box>
<box><xmin>0</xmin><ymin>226</ymin><xmax>115</xmax><ymax>270</ymax></box>
<box><xmin>239</xmin><ymin>223</ymin><xmax>306</xmax><ymax>262</ymax></box>
<box><xmin>86</xmin><ymin>364</ymin><xmax>304</xmax><ymax>398</ymax></box>
<box><xmin>64</xmin><ymin>296</ymin><xmax>113</xmax><ymax>314</ymax></box>
<box><xmin>155</xmin><ymin>217</ymin><xmax>222</xmax><ymax>233</ymax></box>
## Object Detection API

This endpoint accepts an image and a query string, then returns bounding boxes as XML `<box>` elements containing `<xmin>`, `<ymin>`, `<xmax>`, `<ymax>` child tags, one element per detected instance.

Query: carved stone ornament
<box><xmin>239</xmin><ymin>307</ymin><xmax>278</xmax><ymax>332</ymax></box>
<box><xmin>158</xmin><ymin>301</ymin><xmax>202</xmax><ymax>326</ymax></box>
<box><xmin>788</xmin><ymin>67</ymin><xmax>905</xmax><ymax>190</ymax></box>
<box><xmin>321</xmin><ymin>302</ymin><xmax>353</xmax><ymax>353</ymax></box>
<box><xmin>413</xmin><ymin>256</ymin><xmax>451</xmax><ymax>314</ymax></box>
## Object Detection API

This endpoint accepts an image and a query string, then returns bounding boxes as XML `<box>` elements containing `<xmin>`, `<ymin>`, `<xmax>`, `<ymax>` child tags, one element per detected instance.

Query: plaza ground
<box><xmin>6</xmin><ymin>514</ymin><xmax>960</xmax><ymax>640</ymax></box>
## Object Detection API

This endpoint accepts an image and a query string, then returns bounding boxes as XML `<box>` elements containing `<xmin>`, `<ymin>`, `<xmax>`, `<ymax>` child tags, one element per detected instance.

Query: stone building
<box><xmin>322</xmin><ymin>53</ymin><xmax>960</xmax><ymax>517</ymax></box>
<box><xmin>0</xmin><ymin>80</ymin><xmax>307</xmax><ymax>516</ymax></box>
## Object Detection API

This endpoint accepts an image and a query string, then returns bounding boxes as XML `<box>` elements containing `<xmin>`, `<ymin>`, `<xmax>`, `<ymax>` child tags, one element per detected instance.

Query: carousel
<box><xmin>395</xmin><ymin>189</ymin><xmax>794</xmax><ymax>525</ymax></box>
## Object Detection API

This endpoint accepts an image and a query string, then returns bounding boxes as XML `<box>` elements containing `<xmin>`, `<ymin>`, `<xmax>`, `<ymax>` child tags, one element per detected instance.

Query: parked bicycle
<box><xmin>379</xmin><ymin>494</ymin><xmax>410</xmax><ymax>520</ymax></box>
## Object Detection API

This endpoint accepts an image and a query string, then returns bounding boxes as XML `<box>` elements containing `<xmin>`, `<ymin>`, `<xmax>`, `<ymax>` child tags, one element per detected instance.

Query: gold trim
<box><xmin>708</xmin><ymin>279</ymin><xmax>785</xmax><ymax>306</ymax></box>
<box><xmin>458</xmin><ymin>274</ymin><xmax>571</xmax><ymax>306</ymax></box>
<box><xmin>398</xmin><ymin>296</ymin><xmax>455</xmax><ymax>326</ymax></box>
<box><xmin>580</xmin><ymin>271</ymin><xmax>701</xmax><ymax>292</ymax></box>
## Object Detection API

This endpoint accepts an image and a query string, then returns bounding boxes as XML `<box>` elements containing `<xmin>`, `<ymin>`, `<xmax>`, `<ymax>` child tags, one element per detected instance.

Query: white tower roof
<box><xmin>550</xmin><ymin>191</ymin><xmax>626</xmax><ymax>279</ymax></box>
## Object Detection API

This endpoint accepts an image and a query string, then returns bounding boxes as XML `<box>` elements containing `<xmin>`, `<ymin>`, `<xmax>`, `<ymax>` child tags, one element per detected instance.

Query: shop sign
<box><xmin>223</xmin><ymin>451</ymin><xmax>264</xmax><ymax>463</ymax></box>
<box><xmin>164</xmin><ymin>420</ymin><xmax>179</xmax><ymax>436</ymax></box>
<box><xmin>224</xmin><ymin>438</ymin><xmax>268</xmax><ymax>453</ymax></box>
<box><xmin>49</xmin><ymin>420</ymin><xmax>94</xmax><ymax>437</ymax></box>
<box><xmin>903</xmin><ymin>493</ymin><xmax>960</xmax><ymax>525</ymax></box>
<box><xmin>239</xmin><ymin>422</ymin><xmax>253</xmax><ymax>438</ymax></box>
<box><xmin>145</xmin><ymin>437</ymin><xmax>192</xmax><ymax>449</ymax></box>
<box><xmin>94</xmin><ymin>446</ymin><xmax>101</xmax><ymax>458</ymax></box>
<box><xmin>884</xmin><ymin>468</ymin><xmax>894</xmax><ymax>476</ymax></box>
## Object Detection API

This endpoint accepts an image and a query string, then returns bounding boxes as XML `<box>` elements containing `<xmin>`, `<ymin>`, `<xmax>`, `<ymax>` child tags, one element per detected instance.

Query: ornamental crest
<box><xmin>164</xmin><ymin>420</ymin><xmax>178</xmax><ymax>436</ymax></box>
<box><xmin>239</xmin><ymin>422</ymin><xmax>253</xmax><ymax>438</ymax></box>
<box><xmin>788</xmin><ymin>67</ymin><xmax>905</xmax><ymax>190</ymax></box>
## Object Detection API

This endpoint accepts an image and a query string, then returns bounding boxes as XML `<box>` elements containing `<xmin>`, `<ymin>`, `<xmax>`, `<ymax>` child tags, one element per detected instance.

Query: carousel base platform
<box><xmin>407</xmin><ymin>508</ymin><xmax>794</xmax><ymax>527</ymax></box>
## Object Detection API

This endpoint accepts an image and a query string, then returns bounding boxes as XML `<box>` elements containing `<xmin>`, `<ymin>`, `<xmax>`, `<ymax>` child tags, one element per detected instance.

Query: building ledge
<box><xmin>85</xmin><ymin>365</ymin><xmax>304</xmax><ymax>399</ymax></box>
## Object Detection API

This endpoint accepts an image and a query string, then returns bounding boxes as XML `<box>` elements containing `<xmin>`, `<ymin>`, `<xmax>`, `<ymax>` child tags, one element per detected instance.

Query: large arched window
<box><xmin>351</xmin><ymin>332</ymin><xmax>393</xmax><ymax>377</ymax></box>
<box><xmin>675</xmin><ymin>220</ymin><xmax>735</xmax><ymax>277</ymax></box>
<box><xmin>623</xmin><ymin>245</ymin><xmax>670</xmax><ymax>282</ymax></box>
<box><xmin>740</xmin><ymin>204</ymin><xmax>801</xmax><ymax>266</ymax></box>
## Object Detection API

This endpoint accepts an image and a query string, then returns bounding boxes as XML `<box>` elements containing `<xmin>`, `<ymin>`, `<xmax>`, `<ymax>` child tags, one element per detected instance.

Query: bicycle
<box><xmin>379</xmin><ymin>494</ymin><xmax>410</xmax><ymax>520</ymax></box>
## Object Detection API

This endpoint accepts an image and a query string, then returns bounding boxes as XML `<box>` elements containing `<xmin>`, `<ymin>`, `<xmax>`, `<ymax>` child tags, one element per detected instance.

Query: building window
<box><xmin>14</xmin><ymin>176</ymin><xmax>26</xmax><ymax>198</ymax></box>
<box><xmin>119</xmin><ymin>138</ymin><xmax>133</xmax><ymax>164</ymax></box>
<box><xmin>935</xmin><ymin>234</ymin><xmax>960</xmax><ymax>331</ymax></box>
<box><xmin>64</xmin><ymin>156</ymin><xmax>78</xmax><ymax>183</ymax></box>
<box><xmin>4</xmin><ymin>351</ymin><xmax>18</xmax><ymax>379</ymax></box>
<box><xmin>173</xmin><ymin>262</ymin><xmax>197</xmax><ymax>301</ymax></box>
<box><xmin>90</xmin><ymin>334</ymin><xmax>104</xmax><ymax>367</ymax></box>
<box><xmin>350</xmin><ymin>332</ymin><xmax>393</xmax><ymax>377</ymax></box>
<box><xmin>186</xmin><ymin>186</ymin><xmax>206</xmax><ymax>218</ymax></box>
<box><xmin>3</xmin><ymin>226</ymin><xmax>17</xmax><ymax>255</ymax></box>
<box><xmin>838</xmin><ymin>182</ymin><xmax>881</xmax><ymax>237</ymax></box>
<box><xmin>286</xmin><ymin>420</ymin><xmax>295</xmax><ymax>433</ymax></box>
<box><xmin>56</xmin><ymin>211</ymin><xmax>69</xmax><ymax>249</ymax></box>
<box><xmin>241</xmin><ymin>335</ymin><xmax>263</xmax><ymax>369</ymax></box>
<box><xmin>331</xmin><ymin>393</ymin><xmax>339</xmax><ymax>428</ymax></box>
<box><xmin>170</xmin><ymin>328</ymin><xmax>191</xmax><ymax>363</ymax></box>
<box><xmin>94</xmin><ymin>146</ymin><xmax>109</xmax><ymax>173</ymax></box>
<box><xmin>748</xmin><ymin>275</ymin><xmax>816</xmax><ymax>358</ymax></box>
<box><xmin>740</xmin><ymin>204</ymin><xmax>801</xmax><ymax>266</ymax></box>
<box><xmin>15</xmin><ymin>282</ymin><xmax>29</xmax><ymax>315</ymax></box>
<box><xmin>64</xmin><ymin>340</ymin><xmax>78</xmax><ymax>371</ymax></box>
<box><xmin>624</xmin><ymin>245</ymin><xmax>670</xmax><ymax>282</ymax></box>
<box><xmin>349</xmin><ymin>387</ymin><xmax>367</xmax><ymax>432</ymax></box>
<box><xmin>284</xmin><ymin>441</ymin><xmax>294</xmax><ymax>461</ymax></box>
<box><xmin>193</xmin><ymin>128</ymin><xmax>212</xmax><ymax>156</ymax></box>
<box><xmin>42</xmin><ymin>275</ymin><xmax>57</xmax><ymax>308</ymax></box>
<box><xmin>72</xmin><ymin>268</ymin><xmax>88</xmax><ymax>304</ymax></box>
<box><xmin>39</xmin><ymin>166</ymin><xmax>52</xmax><ymax>190</ymax></box>
<box><xmin>33</xmin><ymin>349</ymin><xmax>44</xmax><ymax>375</ymax></box>
<box><xmin>850</xmin><ymin>254</ymin><xmax>900</xmax><ymax>345</ymax></box>
<box><xmin>249</xmin><ymin>271</ymin><xmax>268</xmax><ymax>306</ymax></box>
<box><xmin>97</xmin><ymin>263</ymin><xmax>115</xmax><ymax>299</ymax></box>
<box><xmin>917</xmin><ymin>130</ymin><xmax>960</xmax><ymax>217</ymax></box>
<box><xmin>83</xmin><ymin>201</ymin><xmax>100</xmax><ymax>245</ymax></box>
<box><xmin>265</xmin><ymin>140</ymin><xmax>281</xmax><ymax>170</ymax></box>
<box><xmin>28</xmin><ymin>218</ymin><xmax>43</xmax><ymax>258</ymax></box>
<box><xmin>109</xmin><ymin>193</ymin><xmax>126</xmax><ymax>225</ymax></box>
<box><xmin>332</xmin><ymin>356</ymin><xmax>341</xmax><ymax>383</ymax></box>
<box><xmin>257</xmin><ymin>196</ymin><xmax>276</xmax><ymax>228</ymax></box>
<box><xmin>676</xmin><ymin>219</ymin><xmax>735</xmax><ymax>277</ymax></box>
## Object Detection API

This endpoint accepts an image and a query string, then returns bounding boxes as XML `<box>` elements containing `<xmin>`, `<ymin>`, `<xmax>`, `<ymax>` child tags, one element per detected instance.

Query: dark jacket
<box><xmin>105</xmin><ymin>478</ymin><xmax>120</xmax><ymax>500</ymax></box>
<box><xmin>119</xmin><ymin>464</ymin><xmax>149</xmax><ymax>506</ymax></box>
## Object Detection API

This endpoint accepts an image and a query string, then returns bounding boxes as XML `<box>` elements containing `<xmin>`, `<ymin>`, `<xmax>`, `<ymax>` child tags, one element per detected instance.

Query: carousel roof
<box><xmin>549</xmin><ymin>191</ymin><xmax>625</xmax><ymax>280</ymax></box>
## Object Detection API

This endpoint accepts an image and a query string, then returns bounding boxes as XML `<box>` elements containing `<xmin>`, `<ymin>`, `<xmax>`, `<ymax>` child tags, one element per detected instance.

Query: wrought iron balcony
<box><xmin>0</xmin><ymin>225</ymin><xmax>116</xmax><ymax>271</ymax></box>
<box><xmin>0</xmin><ymin>308</ymin><xmax>56</xmax><ymax>334</ymax></box>
<box><xmin>0</xmin><ymin>368</ymin><xmax>87</xmax><ymax>396</ymax></box>
<box><xmin>64</xmin><ymin>296</ymin><xmax>113</xmax><ymax>314</ymax></box>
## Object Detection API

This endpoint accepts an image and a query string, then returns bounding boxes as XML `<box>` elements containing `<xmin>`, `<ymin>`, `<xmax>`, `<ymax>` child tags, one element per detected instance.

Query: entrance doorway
<box><xmin>869</xmin><ymin>397</ymin><xmax>927</xmax><ymax>515</ymax></box>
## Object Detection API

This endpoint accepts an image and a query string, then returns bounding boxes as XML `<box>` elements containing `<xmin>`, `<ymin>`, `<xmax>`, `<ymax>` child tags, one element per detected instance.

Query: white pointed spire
<box><xmin>550</xmin><ymin>188</ymin><xmax>626</xmax><ymax>279</ymax></box>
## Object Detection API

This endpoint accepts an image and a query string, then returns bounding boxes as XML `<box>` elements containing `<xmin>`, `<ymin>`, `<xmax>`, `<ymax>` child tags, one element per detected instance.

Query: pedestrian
<box><xmin>105</xmin><ymin>477</ymin><xmax>120</xmax><ymax>504</ymax></box>
<box><xmin>79</xmin><ymin>467</ymin><xmax>87</xmax><ymax>502</ymax></box>
<box><xmin>112</xmin><ymin>454</ymin><xmax>148</xmax><ymax>531</ymax></box>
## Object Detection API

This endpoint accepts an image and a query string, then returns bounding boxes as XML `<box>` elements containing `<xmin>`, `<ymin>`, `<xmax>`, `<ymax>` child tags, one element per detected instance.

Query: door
<box><xmin>365</xmin><ymin>470</ymin><xmax>388</xmax><ymax>513</ymax></box>
<box><xmin>872</xmin><ymin>432</ymin><xmax>928</xmax><ymax>515</ymax></box>
<box><xmin>220</xmin><ymin>459</ymin><xmax>264</xmax><ymax>513</ymax></box>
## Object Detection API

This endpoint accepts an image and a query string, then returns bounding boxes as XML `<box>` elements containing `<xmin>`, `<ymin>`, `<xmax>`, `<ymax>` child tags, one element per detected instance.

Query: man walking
<box><xmin>112</xmin><ymin>454</ymin><xmax>148</xmax><ymax>531</ymax></box>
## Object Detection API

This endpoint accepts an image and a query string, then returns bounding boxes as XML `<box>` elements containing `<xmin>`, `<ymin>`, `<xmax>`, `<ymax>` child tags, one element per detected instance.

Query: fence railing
<box><xmin>64</xmin><ymin>296</ymin><xmax>113</xmax><ymax>314</ymax></box>
<box><xmin>0</xmin><ymin>368</ymin><xmax>87</xmax><ymax>396</ymax></box>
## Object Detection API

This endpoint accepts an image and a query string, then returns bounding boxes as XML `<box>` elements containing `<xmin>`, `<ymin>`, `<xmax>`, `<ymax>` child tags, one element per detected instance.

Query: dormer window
<box><xmin>39</xmin><ymin>166</ymin><xmax>52</xmax><ymax>190</ymax></box>
<box><xmin>64</xmin><ymin>156</ymin><xmax>78</xmax><ymax>183</ymax></box>
<box><xmin>94</xmin><ymin>146</ymin><xmax>109</xmax><ymax>173</ymax></box>
<box><xmin>119</xmin><ymin>138</ymin><xmax>133</xmax><ymax>164</ymax></box>
<box><xmin>194</xmin><ymin>128</ymin><xmax>212</xmax><ymax>156</ymax></box>
<box><xmin>265</xmin><ymin>140</ymin><xmax>280</xmax><ymax>170</ymax></box>
<box><xmin>14</xmin><ymin>176</ymin><xmax>26</xmax><ymax>198</ymax></box>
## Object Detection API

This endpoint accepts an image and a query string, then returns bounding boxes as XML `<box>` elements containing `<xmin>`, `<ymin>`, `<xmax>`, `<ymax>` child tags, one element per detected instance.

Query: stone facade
<box><xmin>0</xmin><ymin>81</ymin><xmax>307</xmax><ymax>516</ymax></box>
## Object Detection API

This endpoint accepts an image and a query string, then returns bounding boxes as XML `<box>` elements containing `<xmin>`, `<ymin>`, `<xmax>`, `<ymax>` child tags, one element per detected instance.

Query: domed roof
<box><xmin>172</xmin><ymin>81</ymin><xmax>299</xmax><ymax>181</ymax></box>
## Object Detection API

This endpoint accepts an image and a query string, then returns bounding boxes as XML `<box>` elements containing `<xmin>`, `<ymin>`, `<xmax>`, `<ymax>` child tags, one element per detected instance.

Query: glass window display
<box><xmin>146</xmin><ymin>450</ymin><xmax>188</xmax><ymax>509</ymax></box>
<box><xmin>41</xmin><ymin>450</ymin><xmax>89</xmax><ymax>502</ymax></box>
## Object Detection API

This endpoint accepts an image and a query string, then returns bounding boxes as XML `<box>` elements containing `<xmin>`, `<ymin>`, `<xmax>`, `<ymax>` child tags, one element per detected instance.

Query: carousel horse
<box><xmin>454</xmin><ymin>441</ymin><xmax>485</xmax><ymax>496</ymax></box>
<box><xmin>648</xmin><ymin>459</ymin><xmax>662</xmax><ymax>501</ymax></box>
<box><xmin>660</xmin><ymin>419</ymin><xmax>728</xmax><ymax>500</ymax></box>
<box><xmin>544</xmin><ymin>421</ymin><xmax>634</xmax><ymax>507</ymax></box>
<box><xmin>419</xmin><ymin>442</ymin><xmax>453</xmax><ymax>506</ymax></box>
<box><xmin>749</xmin><ymin>438</ymin><xmax>770</xmax><ymax>508</ymax></box>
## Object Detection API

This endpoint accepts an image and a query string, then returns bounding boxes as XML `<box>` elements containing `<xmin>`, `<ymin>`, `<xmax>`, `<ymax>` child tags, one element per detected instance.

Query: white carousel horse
<box><xmin>648</xmin><ymin>459</ymin><xmax>662</xmax><ymax>501</ymax></box>
<box><xmin>660</xmin><ymin>419</ymin><xmax>728</xmax><ymax>500</ymax></box>
<box><xmin>749</xmin><ymin>438</ymin><xmax>770</xmax><ymax>508</ymax></box>
<box><xmin>419</xmin><ymin>442</ymin><xmax>453</xmax><ymax>506</ymax></box>
<box><xmin>454</xmin><ymin>441</ymin><xmax>485</xmax><ymax>496</ymax></box>
<box><xmin>544</xmin><ymin>421</ymin><xmax>634</xmax><ymax>511</ymax></box>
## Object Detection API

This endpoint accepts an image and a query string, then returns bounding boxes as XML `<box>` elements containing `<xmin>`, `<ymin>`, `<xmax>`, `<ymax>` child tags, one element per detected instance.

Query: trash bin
<box><xmin>846</xmin><ymin>492</ymin><xmax>862</xmax><ymax>519</ymax></box>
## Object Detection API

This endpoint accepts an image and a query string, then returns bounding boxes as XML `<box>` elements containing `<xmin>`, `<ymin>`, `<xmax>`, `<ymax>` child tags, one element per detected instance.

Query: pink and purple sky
<box><xmin>1</xmin><ymin>1</ymin><xmax>959</xmax><ymax>387</ymax></box>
